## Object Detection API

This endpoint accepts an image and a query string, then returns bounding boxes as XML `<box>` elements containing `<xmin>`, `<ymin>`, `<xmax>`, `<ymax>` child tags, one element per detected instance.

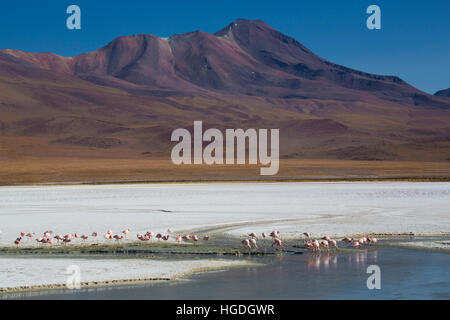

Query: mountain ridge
<box><xmin>0</xmin><ymin>18</ymin><xmax>449</xmax><ymax>175</ymax></box>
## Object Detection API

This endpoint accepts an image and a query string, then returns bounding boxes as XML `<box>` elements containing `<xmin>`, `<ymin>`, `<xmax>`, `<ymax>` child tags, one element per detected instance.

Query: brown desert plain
<box><xmin>0</xmin><ymin>19</ymin><xmax>449</xmax><ymax>185</ymax></box>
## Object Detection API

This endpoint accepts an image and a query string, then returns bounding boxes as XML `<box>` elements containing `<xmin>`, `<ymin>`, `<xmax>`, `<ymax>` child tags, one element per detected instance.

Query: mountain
<box><xmin>0</xmin><ymin>19</ymin><xmax>449</xmax><ymax>183</ymax></box>
<box><xmin>435</xmin><ymin>88</ymin><xmax>450</xmax><ymax>98</ymax></box>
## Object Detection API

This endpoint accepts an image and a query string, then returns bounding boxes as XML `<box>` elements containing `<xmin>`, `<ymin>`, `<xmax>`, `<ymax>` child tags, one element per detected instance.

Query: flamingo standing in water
<box><xmin>368</xmin><ymin>237</ymin><xmax>378</xmax><ymax>244</ymax></box>
<box><xmin>175</xmin><ymin>235</ymin><xmax>182</xmax><ymax>242</ymax></box>
<box><xmin>249</xmin><ymin>233</ymin><xmax>258</xmax><ymax>239</ymax></box>
<box><xmin>320</xmin><ymin>240</ymin><xmax>329</xmax><ymax>252</ymax></box>
<box><xmin>91</xmin><ymin>232</ymin><xmax>98</xmax><ymax>237</ymax></box>
<box><xmin>329</xmin><ymin>239</ymin><xmax>338</xmax><ymax>249</ymax></box>
<box><xmin>192</xmin><ymin>235</ymin><xmax>199</xmax><ymax>244</ymax></box>
<box><xmin>312</xmin><ymin>240</ymin><xmax>320</xmax><ymax>252</ymax></box>
<box><xmin>303</xmin><ymin>232</ymin><xmax>310</xmax><ymax>239</ymax></box>
<box><xmin>156</xmin><ymin>233</ymin><xmax>163</xmax><ymax>241</ymax></box>
<box><xmin>262</xmin><ymin>232</ymin><xmax>267</xmax><ymax>239</ymax></box>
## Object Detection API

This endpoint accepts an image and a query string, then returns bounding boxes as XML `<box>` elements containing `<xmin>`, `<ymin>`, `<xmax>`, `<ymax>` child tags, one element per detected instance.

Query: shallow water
<box><xmin>7</xmin><ymin>246</ymin><xmax>450</xmax><ymax>300</ymax></box>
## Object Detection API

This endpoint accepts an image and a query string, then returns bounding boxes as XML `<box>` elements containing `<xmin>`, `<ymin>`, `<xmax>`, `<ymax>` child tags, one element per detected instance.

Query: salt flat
<box><xmin>0</xmin><ymin>257</ymin><xmax>247</xmax><ymax>290</ymax></box>
<box><xmin>0</xmin><ymin>182</ymin><xmax>449</xmax><ymax>245</ymax></box>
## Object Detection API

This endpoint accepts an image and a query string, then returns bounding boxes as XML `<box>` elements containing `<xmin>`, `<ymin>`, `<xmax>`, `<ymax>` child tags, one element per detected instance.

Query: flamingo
<box><xmin>175</xmin><ymin>235</ymin><xmax>182</xmax><ymax>242</ymax></box>
<box><xmin>91</xmin><ymin>232</ymin><xmax>98</xmax><ymax>237</ymax></box>
<box><xmin>368</xmin><ymin>237</ymin><xmax>378</xmax><ymax>244</ymax></box>
<box><xmin>203</xmin><ymin>236</ymin><xmax>209</xmax><ymax>242</ymax></box>
<box><xmin>162</xmin><ymin>235</ymin><xmax>170</xmax><ymax>241</ymax></box>
<box><xmin>249</xmin><ymin>233</ymin><xmax>258</xmax><ymax>239</ymax></box>
<box><xmin>167</xmin><ymin>229</ymin><xmax>172</xmax><ymax>234</ymax></box>
<box><xmin>113</xmin><ymin>235</ymin><xmax>123</xmax><ymax>241</ymax></box>
<box><xmin>241</xmin><ymin>239</ymin><xmax>251</xmax><ymax>249</ymax></box>
<box><xmin>353</xmin><ymin>241</ymin><xmax>361</xmax><ymax>248</ymax></box>
<box><xmin>342</xmin><ymin>237</ymin><xmax>353</xmax><ymax>243</ymax></box>
<box><xmin>156</xmin><ymin>233</ymin><xmax>163</xmax><ymax>241</ymax></box>
<box><xmin>182</xmin><ymin>235</ymin><xmax>191</xmax><ymax>241</ymax></box>
<box><xmin>330</xmin><ymin>239</ymin><xmax>338</xmax><ymax>249</ymax></box>
<box><xmin>20</xmin><ymin>232</ymin><xmax>25</xmax><ymax>237</ymax></box>
<box><xmin>81</xmin><ymin>235</ymin><xmax>89</xmax><ymax>241</ymax></box>
<box><xmin>192</xmin><ymin>235</ymin><xmax>199</xmax><ymax>244</ymax></box>
<box><xmin>304</xmin><ymin>241</ymin><xmax>314</xmax><ymax>250</ymax></box>
<box><xmin>312</xmin><ymin>240</ymin><xmax>320</xmax><ymax>252</ymax></box>
<box><xmin>262</xmin><ymin>232</ymin><xmax>267</xmax><ymax>239</ymax></box>
<box><xmin>272</xmin><ymin>238</ymin><xmax>283</xmax><ymax>248</ymax></box>
<box><xmin>249</xmin><ymin>238</ymin><xmax>258</xmax><ymax>249</ymax></box>
<box><xmin>303</xmin><ymin>232</ymin><xmax>310</xmax><ymax>239</ymax></box>
<box><xmin>320</xmin><ymin>240</ymin><xmax>329</xmax><ymax>252</ymax></box>
<box><xmin>14</xmin><ymin>237</ymin><xmax>22</xmax><ymax>246</ymax></box>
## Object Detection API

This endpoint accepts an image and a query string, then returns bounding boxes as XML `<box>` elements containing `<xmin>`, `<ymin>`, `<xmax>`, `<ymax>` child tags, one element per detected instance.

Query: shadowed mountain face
<box><xmin>435</xmin><ymin>88</ymin><xmax>450</xmax><ymax>98</ymax></box>
<box><xmin>0</xmin><ymin>19</ymin><xmax>450</xmax><ymax>166</ymax></box>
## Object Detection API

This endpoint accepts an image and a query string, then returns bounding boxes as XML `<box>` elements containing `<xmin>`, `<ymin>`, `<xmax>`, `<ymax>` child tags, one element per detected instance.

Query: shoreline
<box><xmin>1</xmin><ymin>176</ymin><xmax>450</xmax><ymax>188</ymax></box>
<box><xmin>0</xmin><ymin>260</ymin><xmax>260</xmax><ymax>294</ymax></box>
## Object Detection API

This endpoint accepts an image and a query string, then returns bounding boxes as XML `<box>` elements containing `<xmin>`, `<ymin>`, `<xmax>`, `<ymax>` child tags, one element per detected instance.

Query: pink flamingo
<box><xmin>14</xmin><ymin>237</ymin><xmax>22</xmax><ymax>246</ymax></box>
<box><xmin>242</xmin><ymin>239</ymin><xmax>251</xmax><ymax>249</ymax></box>
<box><xmin>249</xmin><ymin>238</ymin><xmax>258</xmax><ymax>249</ymax></box>
<box><xmin>249</xmin><ymin>233</ymin><xmax>258</xmax><ymax>239</ymax></box>
<box><xmin>353</xmin><ymin>241</ymin><xmax>361</xmax><ymax>248</ymax></box>
<box><xmin>272</xmin><ymin>238</ymin><xmax>283</xmax><ymax>249</ymax></box>
<box><xmin>312</xmin><ymin>240</ymin><xmax>320</xmax><ymax>252</ymax></box>
<box><xmin>156</xmin><ymin>233</ymin><xmax>163</xmax><ymax>241</ymax></box>
<box><xmin>175</xmin><ymin>235</ymin><xmax>182</xmax><ymax>242</ymax></box>
<box><xmin>91</xmin><ymin>232</ymin><xmax>98</xmax><ymax>237</ymax></box>
<box><xmin>342</xmin><ymin>237</ymin><xmax>353</xmax><ymax>243</ymax></box>
<box><xmin>330</xmin><ymin>239</ymin><xmax>338</xmax><ymax>249</ymax></box>
<box><xmin>262</xmin><ymin>232</ymin><xmax>267</xmax><ymax>239</ymax></box>
<box><xmin>320</xmin><ymin>240</ymin><xmax>329</xmax><ymax>252</ymax></box>
<box><xmin>368</xmin><ymin>237</ymin><xmax>378</xmax><ymax>244</ymax></box>
<box><xmin>167</xmin><ymin>229</ymin><xmax>172</xmax><ymax>234</ymax></box>
<box><xmin>182</xmin><ymin>235</ymin><xmax>191</xmax><ymax>241</ymax></box>
<box><xmin>304</xmin><ymin>241</ymin><xmax>314</xmax><ymax>250</ymax></box>
<box><xmin>162</xmin><ymin>235</ymin><xmax>170</xmax><ymax>241</ymax></box>
<box><xmin>114</xmin><ymin>235</ymin><xmax>123</xmax><ymax>241</ymax></box>
<box><xmin>81</xmin><ymin>235</ymin><xmax>89</xmax><ymax>241</ymax></box>
<box><xmin>321</xmin><ymin>236</ymin><xmax>331</xmax><ymax>242</ymax></box>
<box><xmin>193</xmin><ymin>235</ymin><xmax>199</xmax><ymax>244</ymax></box>
<box><xmin>303</xmin><ymin>232</ymin><xmax>311</xmax><ymax>239</ymax></box>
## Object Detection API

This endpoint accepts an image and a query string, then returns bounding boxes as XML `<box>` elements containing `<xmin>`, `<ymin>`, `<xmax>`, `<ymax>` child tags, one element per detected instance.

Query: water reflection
<box><xmin>307</xmin><ymin>249</ymin><xmax>379</xmax><ymax>271</ymax></box>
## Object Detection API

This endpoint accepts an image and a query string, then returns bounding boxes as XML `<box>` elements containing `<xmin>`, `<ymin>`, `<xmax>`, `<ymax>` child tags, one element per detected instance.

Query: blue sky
<box><xmin>0</xmin><ymin>0</ymin><xmax>448</xmax><ymax>94</ymax></box>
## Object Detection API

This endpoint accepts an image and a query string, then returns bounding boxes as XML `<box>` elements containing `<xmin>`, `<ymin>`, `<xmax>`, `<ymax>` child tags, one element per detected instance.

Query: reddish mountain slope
<box><xmin>0</xmin><ymin>19</ymin><xmax>449</xmax><ymax>172</ymax></box>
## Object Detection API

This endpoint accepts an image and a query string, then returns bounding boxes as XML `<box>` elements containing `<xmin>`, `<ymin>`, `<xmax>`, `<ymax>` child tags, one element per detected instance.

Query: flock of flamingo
<box><xmin>11</xmin><ymin>228</ymin><xmax>377</xmax><ymax>253</ymax></box>
<box><xmin>12</xmin><ymin>228</ymin><xmax>210</xmax><ymax>247</ymax></box>
<box><xmin>241</xmin><ymin>231</ymin><xmax>377</xmax><ymax>252</ymax></box>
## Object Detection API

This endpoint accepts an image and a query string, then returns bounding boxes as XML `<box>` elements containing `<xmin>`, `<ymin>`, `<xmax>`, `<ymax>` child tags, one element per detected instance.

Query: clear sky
<box><xmin>0</xmin><ymin>0</ymin><xmax>448</xmax><ymax>94</ymax></box>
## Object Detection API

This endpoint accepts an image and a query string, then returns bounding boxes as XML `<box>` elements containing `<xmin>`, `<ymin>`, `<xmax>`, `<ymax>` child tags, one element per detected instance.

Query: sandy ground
<box><xmin>0</xmin><ymin>257</ymin><xmax>249</xmax><ymax>291</ymax></box>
